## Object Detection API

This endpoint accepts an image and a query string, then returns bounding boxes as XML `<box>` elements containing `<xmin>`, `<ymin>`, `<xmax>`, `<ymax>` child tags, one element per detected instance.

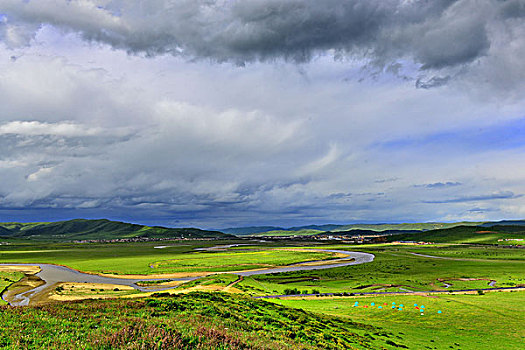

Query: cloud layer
<box><xmin>0</xmin><ymin>1</ymin><xmax>524</xmax><ymax>227</ymax></box>
<box><xmin>1</xmin><ymin>0</ymin><xmax>525</xmax><ymax>90</ymax></box>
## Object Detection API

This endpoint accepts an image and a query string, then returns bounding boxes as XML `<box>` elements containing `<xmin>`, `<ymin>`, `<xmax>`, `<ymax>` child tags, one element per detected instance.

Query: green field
<box><xmin>405</xmin><ymin>244</ymin><xmax>525</xmax><ymax>260</ymax></box>
<box><xmin>272</xmin><ymin>291</ymin><xmax>525</xmax><ymax>350</ymax></box>
<box><xmin>153</xmin><ymin>249</ymin><xmax>334</xmax><ymax>272</ymax></box>
<box><xmin>1</xmin><ymin>238</ymin><xmax>524</xmax><ymax>349</ymax></box>
<box><xmin>387</xmin><ymin>225</ymin><xmax>525</xmax><ymax>245</ymax></box>
<box><xmin>0</xmin><ymin>241</ymin><xmax>337</xmax><ymax>275</ymax></box>
<box><xmin>235</xmin><ymin>244</ymin><xmax>525</xmax><ymax>295</ymax></box>
<box><xmin>0</xmin><ymin>292</ymin><xmax>407</xmax><ymax>349</ymax></box>
<box><xmin>0</xmin><ymin>270</ymin><xmax>24</xmax><ymax>305</ymax></box>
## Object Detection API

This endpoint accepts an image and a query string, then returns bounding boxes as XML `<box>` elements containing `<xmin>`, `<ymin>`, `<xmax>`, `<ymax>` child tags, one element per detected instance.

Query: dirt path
<box><xmin>224</xmin><ymin>275</ymin><xmax>244</xmax><ymax>292</ymax></box>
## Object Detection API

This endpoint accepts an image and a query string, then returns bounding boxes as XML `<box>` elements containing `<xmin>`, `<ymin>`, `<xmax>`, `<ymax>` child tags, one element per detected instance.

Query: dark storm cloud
<box><xmin>0</xmin><ymin>0</ymin><xmax>523</xmax><ymax>76</ymax></box>
<box><xmin>415</xmin><ymin>76</ymin><xmax>451</xmax><ymax>89</ymax></box>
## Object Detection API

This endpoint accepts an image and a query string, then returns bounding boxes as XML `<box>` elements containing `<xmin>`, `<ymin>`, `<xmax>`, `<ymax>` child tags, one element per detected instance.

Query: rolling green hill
<box><xmin>251</xmin><ymin>229</ymin><xmax>324</xmax><ymax>236</ymax></box>
<box><xmin>225</xmin><ymin>221</ymin><xmax>487</xmax><ymax>236</ymax></box>
<box><xmin>219</xmin><ymin>226</ymin><xmax>283</xmax><ymax>235</ymax></box>
<box><xmin>0</xmin><ymin>291</ymin><xmax>403</xmax><ymax>349</ymax></box>
<box><xmin>386</xmin><ymin>225</ymin><xmax>525</xmax><ymax>245</ymax></box>
<box><xmin>331</xmin><ymin>221</ymin><xmax>484</xmax><ymax>232</ymax></box>
<box><xmin>0</xmin><ymin>219</ymin><xmax>233</xmax><ymax>241</ymax></box>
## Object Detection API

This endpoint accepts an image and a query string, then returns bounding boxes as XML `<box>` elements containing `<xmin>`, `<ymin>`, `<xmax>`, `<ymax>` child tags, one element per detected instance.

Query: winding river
<box><xmin>1</xmin><ymin>248</ymin><xmax>374</xmax><ymax>306</ymax></box>
<box><xmin>0</xmin><ymin>263</ymin><xmax>196</xmax><ymax>306</ymax></box>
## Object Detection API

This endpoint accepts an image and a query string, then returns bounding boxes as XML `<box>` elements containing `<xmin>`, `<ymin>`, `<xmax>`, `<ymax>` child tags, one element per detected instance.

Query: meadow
<box><xmin>235</xmin><ymin>244</ymin><xmax>525</xmax><ymax>295</ymax></box>
<box><xmin>0</xmin><ymin>239</ymin><xmax>524</xmax><ymax>349</ymax></box>
<box><xmin>387</xmin><ymin>225</ymin><xmax>525</xmax><ymax>246</ymax></box>
<box><xmin>0</xmin><ymin>270</ymin><xmax>24</xmax><ymax>305</ymax></box>
<box><xmin>403</xmin><ymin>244</ymin><xmax>525</xmax><ymax>260</ymax></box>
<box><xmin>0</xmin><ymin>292</ymin><xmax>403</xmax><ymax>349</ymax></box>
<box><xmin>272</xmin><ymin>290</ymin><xmax>525</xmax><ymax>350</ymax></box>
<box><xmin>0</xmin><ymin>241</ymin><xmax>336</xmax><ymax>275</ymax></box>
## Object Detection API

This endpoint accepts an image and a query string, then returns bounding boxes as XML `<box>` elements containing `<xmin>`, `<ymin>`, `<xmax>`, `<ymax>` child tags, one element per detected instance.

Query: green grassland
<box><xmin>0</xmin><ymin>292</ymin><xmax>407</xmax><ymax>350</ymax></box>
<box><xmin>387</xmin><ymin>225</ymin><xmax>525</xmax><ymax>245</ymax></box>
<box><xmin>272</xmin><ymin>291</ymin><xmax>525</xmax><ymax>350</ymax></box>
<box><xmin>0</xmin><ymin>241</ymin><xmax>336</xmax><ymax>275</ymax></box>
<box><xmin>153</xmin><ymin>249</ymin><xmax>334</xmax><ymax>273</ymax></box>
<box><xmin>1</xmin><ymin>236</ymin><xmax>524</xmax><ymax>349</ymax></box>
<box><xmin>0</xmin><ymin>270</ymin><xmax>25</xmax><ymax>305</ymax></box>
<box><xmin>406</xmin><ymin>244</ymin><xmax>525</xmax><ymax>260</ymax></box>
<box><xmin>236</xmin><ymin>244</ymin><xmax>525</xmax><ymax>295</ymax></box>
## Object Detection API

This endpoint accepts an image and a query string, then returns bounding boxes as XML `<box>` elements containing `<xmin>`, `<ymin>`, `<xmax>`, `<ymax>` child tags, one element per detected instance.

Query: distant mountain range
<box><xmin>219</xmin><ymin>220</ymin><xmax>525</xmax><ymax>236</ymax></box>
<box><xmin>0</xmin><ymin>219</ymin><xmax>233</xmax><ymax>241</ymax></box>
<box><xmin>1</xmin><ymin>218</ymin><xmax>524</xmax><ymax>242</ymax></box>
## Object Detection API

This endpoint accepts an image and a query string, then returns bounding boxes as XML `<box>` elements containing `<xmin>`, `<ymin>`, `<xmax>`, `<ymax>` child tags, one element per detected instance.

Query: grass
<box><xmin>387</xmin><ymin>225</ymin><xmax>525</xmax><ymax>245</ymax></box>
<box><xmin>153</xmin><ymin>249</ymin><xmax>335</xmax><ymax>272</ymax></box>
<box><xmin>237</xmin><ymin>244</ymin><xmax>525</xmax><ymax>295</ymax></box>
<box><xmin>0</xmin><ymin>270</ymin><xmax>25</xmax><ymax>305</ymax></box>
<box><xmin>0</xmin><ymin>292</ymin><xmax>406</xmax><ymax>349</ymax></box>
<box><xmin>1</xmin><ymin>239</ymin><xmax>524</xmax><ymax>349</ymax></box>
<box><xmin>0</xmin><ymin>241</ymin><xmax>337</xmax><ymax>275</ymax></box>
<box><xmin>178</xmin><ymin>274</ymin><xmax>240</xmax><ymax>289</ymax></box>
<box><xmin>271</xmin><ymin>291</ymin><xmax>525</xmax><ymax>350</ymax></box>
<box><xmin>406</xmin><ymin>244</ymin><xmax>525</xmax><ymax>260</ymax></box>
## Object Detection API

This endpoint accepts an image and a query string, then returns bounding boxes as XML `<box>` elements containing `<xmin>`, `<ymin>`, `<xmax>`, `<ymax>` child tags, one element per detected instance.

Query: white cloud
<box><xmin>26</xmin><ymin>166</ymin><xmax>53</xmax><ymax>182</ymax></box>
<box><xmin>0</xmin><ymin>121</ymin><xmax>103</xmax><ymax>136</ymax></box>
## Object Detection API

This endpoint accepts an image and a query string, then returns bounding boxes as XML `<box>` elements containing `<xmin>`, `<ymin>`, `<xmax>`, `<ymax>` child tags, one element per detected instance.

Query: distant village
<box><xmin>73</xmin><ymin>236</ymin><xmax>222</xmax><ymax>244</ymax></box>
<box><xmin>252</xmin><ymin>232</ymin><xmax>434</xmax><ymax>245</ymax></box>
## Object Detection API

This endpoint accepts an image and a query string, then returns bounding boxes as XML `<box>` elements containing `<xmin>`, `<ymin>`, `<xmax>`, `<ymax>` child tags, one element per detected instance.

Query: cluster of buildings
<box><xmin>391</xmin><ymin>241</ymin><xmax>434</xmax><ymax>245</ymax></box>
<box><xmin>253</xmin><ymin>233</ymin><xmax>388</xmax><ymax>244</ymax></box>
<box><xmin>73</xmin><ymin>237</ymin><xmax>219</xmax><ymax>244</ymax></box>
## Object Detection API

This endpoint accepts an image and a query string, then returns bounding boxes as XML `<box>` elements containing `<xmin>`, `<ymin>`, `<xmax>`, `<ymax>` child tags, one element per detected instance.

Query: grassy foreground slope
<box><xmin>0</xmin><ymin>292</ymin><xmax>404</xmax><ymax>350</ymax></box>
<box><xmin>0</xmin><ymin>219</ymin><xmax>232</xmax><ymax>241</ymax></box>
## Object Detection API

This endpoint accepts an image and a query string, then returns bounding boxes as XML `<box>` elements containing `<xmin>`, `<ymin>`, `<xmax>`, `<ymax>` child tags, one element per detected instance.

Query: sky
<box><xmin>0</xmin><ymin>0</ymin><xmax>524</xmax><ymax>229</ymax></box>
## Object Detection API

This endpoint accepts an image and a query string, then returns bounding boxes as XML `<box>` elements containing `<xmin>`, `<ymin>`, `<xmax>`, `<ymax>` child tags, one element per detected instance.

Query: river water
<box><xmin>0</xmin><ymin>263</ymin><xmax>196</xmax><ymax>306</ymax></box>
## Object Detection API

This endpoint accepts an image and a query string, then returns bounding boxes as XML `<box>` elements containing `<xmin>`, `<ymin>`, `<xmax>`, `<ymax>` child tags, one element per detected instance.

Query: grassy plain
<box><xmin>236</xmin><ymin>244</ymin><xmax>525</xmax><ymax>295</ymax></box>
<box><xmin>404</xmin><ymin>244</ymin><xmax>525</xmax><ymax>260</ymax></box>
<box><xmin>0</xmin><ymin>241</ymin><xmax>335</xmax><ymax>275</ymax></box>
<box><xmin>272</xmin><ymin>291</ymin><xmax>525</xmax><ymax>350</ymax></box>
<box><xmin>388</xmin><ymin>225</ymin><xmax>525</xmax><ymax>245</ymax></box>
<box><xmin>1</xmin><ymin>239</ymin><xmax>524</xmax><ymax>349</ymax></box>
